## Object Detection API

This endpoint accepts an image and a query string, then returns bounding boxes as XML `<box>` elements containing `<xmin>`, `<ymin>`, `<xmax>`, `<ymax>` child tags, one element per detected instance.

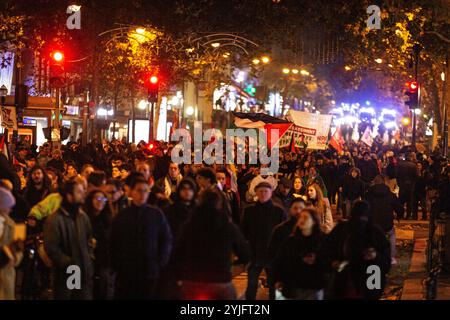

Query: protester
<box><xmin>43</xmin><ymin>179</ymin><xmax>94</xmax><ymax>300</ymax></box>
<box><xmin>0</xmin><ymin>187</ymin><xmax>23</xmax><ymax>300</ymax></box>
<box><xmin>157</xmin><ymin>162</ymin><xmax>183</xmax><ymax>199</ymax></box>
<box><xmin>365</xmin><ymin>175</ymin><xmax>403</xmax><ymax>265</ymax></box>
<box><xmin>339</xmin><ymin>167</ymin><xmax>364</xmax><ymax>219</ymax></box>
<box><xmin>84</xmin><ymin>189</ymin><xmax>113</xmax><ymax>299</ymax></box>
<box><xmin>306</xmin><ymin>183</ymin><xmax>333</xmax><ymax>234</ymax></box>
<box><xmin>110</xmin><ymin>177</ymin><xmax>172</xmax><ymax>299</ymax></box>
<box><xmin>325</xmin><ymin>200</ymin><xmax>391</xmax><ymax>299</ymax></box>
<box><xmin>396</xmin><ymin>154</ymin><xmax>418</xmax><ymax>220</ymax></box>
<box><xmin>268</xmin><ymin>198</ymin><xmax>306</xmax><ymax>263</ymax></box>
<box><xmin>242</xmin><ymin>182</ymin><xmax>286</xmax><ymax>300</ymax></box>
<box><xmin>272</xmin><ymin>208</ymin><xmax>327</xmax><ymax>300</ymax></box>
<box><xmin>173</xmin><ymin>189</ymin><xmax>250</xmax><ymax>300</ymax></box>
<box><xmin>272</xmin><ymin>177</ymin><xmax>295</xmax><ymax>212</ymax></box>
<box><xmin>23</xmin><ymin>166</ymin><xmax>51</xmax><ymax>208</ymax></box>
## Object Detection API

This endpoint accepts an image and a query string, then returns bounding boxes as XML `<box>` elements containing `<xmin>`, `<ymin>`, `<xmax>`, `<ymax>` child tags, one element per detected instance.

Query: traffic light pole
<box><xmin>149</xmin><ymin>101</ymin><xmax>155</xmax><ymax>142</ymax></box>
<box><xmin>412</xmin><ymin>44</ymin><xmax>421</xmax><ymax>152</ymax></box>
<box><xmin>53</xmin><ymin>87</ymin><xmax>61</xmax><ymax>148</ymax></box>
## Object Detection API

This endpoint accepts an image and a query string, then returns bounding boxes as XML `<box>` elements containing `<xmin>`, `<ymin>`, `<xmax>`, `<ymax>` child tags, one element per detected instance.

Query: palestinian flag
<box><xmin>233</xmin><ymin>112</ymin><xmax>293</xmax><ymax>149</ymax></box>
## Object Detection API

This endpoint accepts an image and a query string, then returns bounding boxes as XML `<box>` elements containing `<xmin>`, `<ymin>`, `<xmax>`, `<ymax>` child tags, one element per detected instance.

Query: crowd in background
<box><xmin>0</xmin><ymin>135</ymin><xmax>449</xmax><ymax>300</ymax></box>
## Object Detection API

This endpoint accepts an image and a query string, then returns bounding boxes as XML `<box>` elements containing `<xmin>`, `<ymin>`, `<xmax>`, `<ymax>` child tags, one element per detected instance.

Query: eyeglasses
<box><xmin>95</xmin><ymin>197</ymin><xmax>108</xmax><ymax>202</ymax></box>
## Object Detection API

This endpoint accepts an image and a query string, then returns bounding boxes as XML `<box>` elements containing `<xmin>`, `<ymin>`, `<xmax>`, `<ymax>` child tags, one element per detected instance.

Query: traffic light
<box><xmin>404</xmin><ymin>81</ymin><xmax>419</xmax><ymax>109</ymax></box>
<box><xmin>147</xmin><ymin>75</ymin><xmax>159</xmax><ymax>103</ymax></box>
<box><xmin>49</xmin><ymin>50</ymin><xmax>65</xmax><ymax>88</ymax></box>
<box><xmin>244</xmin><ymin>84</ymin><xmax>256</xmax><ymax>96</ymax></box>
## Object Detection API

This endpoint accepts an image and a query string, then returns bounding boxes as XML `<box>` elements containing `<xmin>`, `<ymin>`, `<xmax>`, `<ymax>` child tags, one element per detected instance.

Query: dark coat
<box><xmin>43</xmin><ymin>203</ymin><xmax>94</xmax><ymax>299</ymax></box>
<box><xmin>110</xmin><ymin>204</ymin><xmax>173</xmax><ymax>281</ymax></box>
<box><xmin>396</xmin><ymin>160</ymin><xmax>418</xmax><ymax>186</ymax></box>
<box><xmin>267</xmin><ymin>217</ymin><xmax>297</xmax><ymax>262</ymax></box>
<box><xmin>324</xmin><ymin>221</ymin><xmax>391</xmax><ymax>300</ymax></box>
<box><xmin>341</xmin><ymin>175</ymin><xmax>364</xmax><ymax>201</ymax></box>
<box><xmin>173</xmin><ymin>209</ymin><xmax>250</xmax><ymax>283</ymax></box>
<box><xmin>365</xmin><ymin>184</ymin><xmax>403</xmax><ymax>231</ymax></box>
<box><xmin>242</xmin><ymin>200</ymin><xmax>286</xmax><ymax>265</ymax></box>
<box><xmin>356</xmin><ymin>159</ymin><xmax>379</xmax><ymax>184</ymax></box>
<box><xmin>271</xmin><ymin>231</ymin><xmax>328</xmax><ymax>296</ymax></box>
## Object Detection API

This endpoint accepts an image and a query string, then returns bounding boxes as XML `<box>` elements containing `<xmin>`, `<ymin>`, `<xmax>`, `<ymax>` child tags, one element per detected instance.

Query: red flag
<box><xmin>0</xmin><ymin>133</ymin><xmax>9</xmax><ymax>160</ymax></box>
<box><xmin>329</xmin><ymin>126</ymin><xmax>345</xmax><ymax>153</ymax></box>
<box><xmin>263</xmin><ymin>123</ymin><xmax>293</xmax><ymax>149</ymax></box>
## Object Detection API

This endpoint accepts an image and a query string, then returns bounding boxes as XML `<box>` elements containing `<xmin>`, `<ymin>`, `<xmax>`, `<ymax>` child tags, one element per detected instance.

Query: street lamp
<box><xmin>344</xmin><ymin>65</ymin><xmax>351</xmax><ymax>71</ymax></box>
<box><xmin>375</xmin><ymin>58</ymin><xmax>383</xmax><ymax>64</ymax></box>
<box><xmin>291</xmin><ymin>69</ymin><xmax>299</xmax><ymax>74</ymax></box>
<box><xmin>186</xmin><ymin>106</ymin><xmax>195</xmax><ymax>116</ymax></box>
<box><xmin>282</xmin><ymin>68</ymin><xmax>290</xmax><ymax>74</ymax></box>
<box><xmin>138</xmin><ymin>99</ymin><xmax>148</xmax><ymax>110</ymax></box>
<box><xmin>252</xmin><ymin>58</ymin><xmax>260</xmax><ymax>65</ymax></box>
<box><xmin>261</xmin><ymin>56</ymin><xmax>270</xmax><ymax>64</ymax></box>
<box><xmin>300</xmin><ymin>69</ymin><xmax>310</xmax><ymax>76</ymax></box>
<box><xmin>211</xmin><ymin>42</ymin><xmax>220</xmax><ymax>48</ymax></box>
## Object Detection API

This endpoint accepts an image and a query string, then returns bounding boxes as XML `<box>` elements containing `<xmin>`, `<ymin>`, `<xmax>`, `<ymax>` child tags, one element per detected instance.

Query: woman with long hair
<box><xmin>271</xmin><ymin>208</ymin><xmax>327</xmax><ymax>300</ymax></box>
<box><xmin>173</xmin><ymin>189</ymin><xmax>250</xmax><ymax>300</ymax></box>
<box><xmin>84</xmin><ymin>189</ymin><xmax>113</xmax><ymax>300</ymax></box>
<box><xmin>306</xmin><ymin>183</ymin><xmax>333</xmax><ymax>234</ymax></box>
<box><xmin>292</xmin><ymin>177</ymin><xmax>306</xmax><ymax>199</ymax></box>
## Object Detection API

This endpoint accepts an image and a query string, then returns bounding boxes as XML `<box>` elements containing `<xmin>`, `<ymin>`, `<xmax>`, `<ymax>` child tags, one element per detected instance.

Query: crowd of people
<box><xmin>0</xmin><ymin>135</ymin><xmax>449</xmax><ymax>300</ymax></box>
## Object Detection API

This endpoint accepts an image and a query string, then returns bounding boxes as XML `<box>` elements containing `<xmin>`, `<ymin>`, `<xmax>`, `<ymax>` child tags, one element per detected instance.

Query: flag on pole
<box><xmin>361</xmin><ymin>126</ymin><xmax>374</xmax><ymax>147</ymax></box>
<box><xmin>0</xmin><ymin>132</ymin><xmax>9</xmax><ymax>160</ymax></box>
<box><xmin>329</xmin><ymin>126</ymin><xmax>345</xmax><ymax>153</ymax></box>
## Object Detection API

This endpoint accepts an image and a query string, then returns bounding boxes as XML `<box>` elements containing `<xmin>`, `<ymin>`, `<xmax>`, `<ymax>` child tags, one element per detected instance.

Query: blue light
<box><xmin>365</xmin><ymin>100</ymin><xmax>371</xmax><ymax>106</ymax></box>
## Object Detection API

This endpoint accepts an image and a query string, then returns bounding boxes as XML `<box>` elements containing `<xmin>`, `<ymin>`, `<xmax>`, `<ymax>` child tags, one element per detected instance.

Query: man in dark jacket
<box><xmin>340</xmin><ymin>167</ymin><xmax>364</xmax><ymax>219</ymax></box>
<box><xmin>396</xmin><ymin>154</ymin><xmax>418</xmax><ymax>219</ymax></box>
<box><xmin>324</xmin><ymin>200</ymin><xmax>391</xmax><ymax>300</ymax></box>
<box><xmin>272</xmin><ymin>177</ymin><xmax>295</xmax><ymax>213</ymax></box>
<box><xmin>111</xmin><ymin>177</ymin><xmax>173</xmax><ymax>299</ymax></box>
<box><xmin>267</xmin><ymin>198</ymin><xmax>306</xmax><ymax>262</ymax></box>
<box><xmin>159</xmin><ymin>179</ymin><xmax>196</xmax><ymax>299</ymax></box>
<box><xmin>242</xmin><ymin>182</ymin><xmax>286</xmax><ymax>300</ymax></box>
<box><xmin>44</xmin><ymin>179</ymin><xmax>94</xmax><ymax>300</ymax></box>
<box><xmin>356</xmin><ymin>152</ymin><xmax>379</xmax><ymax>186</ymax></box>
<box><xmin>365</xmin><ymin>175</ymin><xmax>403</xmax><ymax>264</ymax></box>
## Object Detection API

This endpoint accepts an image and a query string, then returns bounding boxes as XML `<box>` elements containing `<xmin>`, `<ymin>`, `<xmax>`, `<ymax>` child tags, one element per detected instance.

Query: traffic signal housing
<box><xmin>49</xmin><ymin>50</ymin><xmax>65</xmax><ymax>88</ymax></box>
<box><xmin>147</xmin><ymin>75</ymin><xmax>159</xmax><ymax>103</ymax></box>
<box><xmin>404</xmin><ymin>81</ymin><xmax>419</xmax><ymax>109</ymax></box>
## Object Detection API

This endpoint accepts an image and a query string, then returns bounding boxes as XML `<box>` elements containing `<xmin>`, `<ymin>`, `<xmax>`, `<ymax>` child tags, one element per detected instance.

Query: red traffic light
<box><xmin>149</xmin><ymin>76</ymin><xmax>158</xmax><ymax>84</ymax></box>
<box><xmin>50</xmin><ymin>50</ymin><xmax>64</xmax><ymax>62</ymax></box>
<box><xmin>406</xmin><ymin>81</ymin><xmax>418</xmax><ymax>92</ymax></box>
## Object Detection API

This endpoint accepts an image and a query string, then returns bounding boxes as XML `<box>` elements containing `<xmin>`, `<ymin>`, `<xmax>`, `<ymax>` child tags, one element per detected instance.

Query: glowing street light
<box><xmin>135</xmin><ymin>27</ymin><xmax>146</xmax><ymax>34</ymax></box>
<box><xmin>344</xmin><ymin>66</ymin><xmax>351</xmax><ymax>71</ymax></box>
<box><xmin>402</xmin><ymin>117</ymin><xmax>411</xmax><ymax>126</ymax></box>
<box><xmin>138</xmin><ymin>99</ymin><xmax>148</xmax><ymax>110</ymax></box>
<box><xmin>441</xmin><ymin>72</ymin><xmax>445</xmax><ymax>81</ymax></box>
<box><xmin>375</xmin><ymin>58</ymin><xmax>383</xmax><ymax>64</ymax></box>
<box><xmin>291</xmin><ymin>69</ymin><xmax>299</xmax><ymax>74</ymax></box>
<box><xmin>388</xmin><ymin>63</ymin><xmax>393</xmax><ymax>68</ymax></box>
<box><xmin>261</xmin><ymin>56</ymin><xmax>270</xmax><ymax>64</ymax></box>
<box><xmin>252</xmin><ymin>58</ymin><xmax>260</xmax><ymax>65</ymax></box>
<box><xmin>211</xmin><ymin>42</ymin><xmax>220</xmax><ymax>48</ymax></box>
<box><xmin>186</xmin><ymin>106</ymin><xmax>195</xmax><ymax>116</ymax></box>
<box><xmin>300</xmin><ymin>69</ymin><xmax>310</xmax><ymax>76</ymax></box>
<box><xmin>282</xmin><ymin>68</ymin><xmax>290</xmax><ymax>74</ymax></box>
